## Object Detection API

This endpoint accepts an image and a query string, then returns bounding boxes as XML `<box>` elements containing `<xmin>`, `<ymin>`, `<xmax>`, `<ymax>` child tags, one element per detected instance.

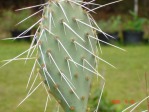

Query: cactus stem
<box><xmin>62</xmin><ymin>22</ymin><xmax>85</xmax><ymax>42</ymax></box>
<box><xmin>58</xmin><ymin>3</ymin><xmax>69</xmax><ymax>22</ymax></box>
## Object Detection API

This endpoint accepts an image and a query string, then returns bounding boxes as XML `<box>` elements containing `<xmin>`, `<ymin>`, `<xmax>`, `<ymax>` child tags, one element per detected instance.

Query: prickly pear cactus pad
<box><xmin>1</xmin><ymin>0</ymin><xmax>124</xmax><ymax>112</ymax></box>
<box><xmin>38</xmin><ymin>1</ymin><xmax>101</xmax><ymax>111</ymax></box>
<box><xmin>38</xmin><ymin>1</ymin><xmax>100</xmax><ymax>112</ymax></box>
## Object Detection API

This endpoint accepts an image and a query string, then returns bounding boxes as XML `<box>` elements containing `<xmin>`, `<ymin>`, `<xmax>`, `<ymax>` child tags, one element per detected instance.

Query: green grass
<box><xmin>97</xmin><ymin>45</ymin><xmax>149</xmax><ymax>111</ymax></box>
<box><xmin>0</xmin><ymin>41</ymin><xmax>58</xmax><ymax>112</ymax></box>
<box><xmin>0</xmin><ymin>40</ymin><xmax>149</xmax><ymax>112</ymax></box>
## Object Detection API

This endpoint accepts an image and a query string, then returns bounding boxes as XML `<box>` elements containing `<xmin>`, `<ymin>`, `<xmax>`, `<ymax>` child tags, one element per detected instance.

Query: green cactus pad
<box><xmin>37</xmin><ymin>0</ymin><xmax>97</xmax><ymax>112</ymax></box>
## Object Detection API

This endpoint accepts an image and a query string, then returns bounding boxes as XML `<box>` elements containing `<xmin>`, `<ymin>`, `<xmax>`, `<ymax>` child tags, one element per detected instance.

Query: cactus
<box><xmin>1</xmin><ymin>0</ymin><xmax>124</xmax><ymax>112</ymax></box>
<box><xmin>38</xmin><ymin>1</ymin><xmax>100</xmax><ymax>111</ymax></box>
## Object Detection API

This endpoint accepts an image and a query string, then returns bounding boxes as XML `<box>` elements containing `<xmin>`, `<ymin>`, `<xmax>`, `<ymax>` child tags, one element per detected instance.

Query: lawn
<box><xmin>97</xmin><ymin>44</ymin><xmax>149</xmax><ymax>111</ymax></box>
<box><xmin>0</xmin><ymin>40</ymin><xmax>149</xmax><ymax>112</ymax></box>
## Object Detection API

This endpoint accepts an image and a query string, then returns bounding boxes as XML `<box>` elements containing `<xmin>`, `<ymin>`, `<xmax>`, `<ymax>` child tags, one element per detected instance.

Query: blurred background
<box><xmin>0</xmin><ymin>0</ymin><xmax>149</xmax><ymax>112</ymax></box>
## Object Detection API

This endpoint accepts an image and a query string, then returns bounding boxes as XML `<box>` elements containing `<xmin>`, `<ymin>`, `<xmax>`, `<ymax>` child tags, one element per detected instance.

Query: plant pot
<box><xmin>97</xmin><ymin>32</ymin><xmax>119</xmax><ymax>45</ymax></box>
<box><xmin>109</xmin><ymin>32</ymin><xmax>120</xmax><ymax>42</ymax></box>
<box><xmin>143</xmin><ymin>38</ymin><xmax>149</xmax><ymax>44</ymax></box>
<box><xmin>11</xmin><ymin>30</ymin><xmax>31</xmax><ymax>42</ymax></box>
<box><xmin>123</xmin><ymin>30</ymin><xmax>143</xmax><ymax>44</ymax></box>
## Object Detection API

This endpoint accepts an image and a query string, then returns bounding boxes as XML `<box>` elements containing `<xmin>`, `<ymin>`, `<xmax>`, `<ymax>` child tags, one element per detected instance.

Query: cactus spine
<box><xmin>38</xmin><ymin>0</ymin><xmax>98</xmax><ymax>111</ymax></box>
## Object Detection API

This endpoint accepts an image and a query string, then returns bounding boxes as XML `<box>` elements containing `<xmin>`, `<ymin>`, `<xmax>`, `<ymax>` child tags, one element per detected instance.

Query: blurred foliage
<box><xmin>89</xmin><ymin>89</ymin><xmax>121</xmax><ymax>112</ymax></box>
<box><xmin>143</xmin><ymin>20</ymin><xmax>149</xmax><ymax>39</ymax></box>
<box><xmin>0</xmin><ymin>10</ymin><xmax>39</xmax><ymax>31</ymax></box>
<box><xmin>122</xmin><ymin>11</ymin><xmax>147</xmax><ymax>32</ymax></box>
<box><xmin>0</xmin><ymin>0</ymin><xmax>148</xmax><ymax>19</ymax></box>
<box><xmin>0</xmin><ymin>0</ymin><xmax>44</xmax><ymax>10</ymax></box>
<box><xmin>97</xmin><ymin>16</ymin><xmax>122</xmax><ymax>33</ymax></box>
